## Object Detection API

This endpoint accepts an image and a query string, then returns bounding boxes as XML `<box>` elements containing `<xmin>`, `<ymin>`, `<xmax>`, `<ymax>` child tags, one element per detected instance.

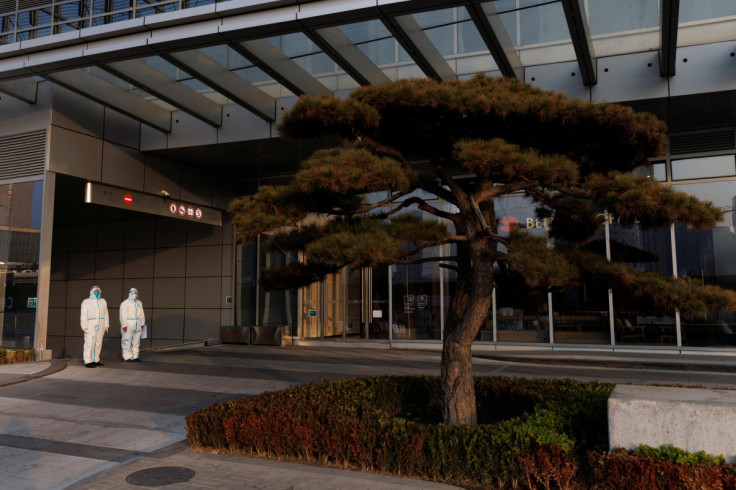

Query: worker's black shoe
<box><xmin>94</xmin><ymin>362</ymin><xmax>104</xmax><ymax>367</ymax></box>
<box><xmin>84</xmin><ymin>363</ymin><xmax>96</xmax><ymax>368</ymax></box>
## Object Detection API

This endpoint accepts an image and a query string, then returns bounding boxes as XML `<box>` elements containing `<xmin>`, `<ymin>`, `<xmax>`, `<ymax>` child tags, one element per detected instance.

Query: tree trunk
<box><xmin>441</xmin><ymin>244</ymin><xmax>494</xmax><ymax>425</ymax></box>
<box><xmin>441</xmin><ymin>331</ymin><xmax>477</xmax><ymax>424</ymax></box>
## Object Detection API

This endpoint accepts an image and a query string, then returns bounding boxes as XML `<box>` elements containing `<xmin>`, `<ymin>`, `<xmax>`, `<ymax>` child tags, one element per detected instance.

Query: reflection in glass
<box><xmin>340</xmin><ymin>20</ymin><xmax>392</xmax><ymax>44</ymax></box>
<box><xmin>679</xmin><ymin>0</ymin><xmax>736</xmax><ymax>22</ymax></box>
<box><xmin>519</xmin><ymin>1</ymin><xmax>569</xmax><ymax>45</ymax></box>
<box><xmin>494</xmin><ymin>195</ymin><xmax>549</xmax><ymax>343</ymax></box>
<box><xmin>610</xmin><ymin>221</ymin><xmax>672</xmax><ymax>345</ymax></box>
<box><xmin>292</xmin><ymin>52</ymin><xmax>337</xmax><ymax>75</ymax></box>
<box><xmin>392</xmin><ymin>261</ymin><xmax>441</xmax><ymax>341</ymax></box>
<box><xmin>588</xmin><ymin>0</ymin><xmax>658</xmax><ymax>35</ymax></box>
<box><xmin>391</xmin><ymin>209</ymin><xmax>442</xmax><ymax>340</ymax></box>
<box><xmin>0</xmin><ymin>181</ymin><xmax>43</xmax><ymax>349</ymax></box>
<box><xmin>671</xmin><ymin>155</ymin><xmax>736</xmax><ymax>181</ymax></box>
<box><xmin>674</xmin><ymin>179</ymin><xmax>736</xmax><ymax>347</ymax></box>
<box><xmin>258</xmin><ymin>247</ymin><xmax>298</xmax><ymax>335</ymax></box>
<box><xmin>555</xmin><ymin>224</ymin><xmax>610</xmax><ymax>345</ymax></box>
<box><xmin>356</xmin><ymin>38</ymin><xmax>398</xmax><ymax>66</ymax></box>
<box><xmin>457</xmin><ymin>20</ymin><xmax>486</xmax><ymax>53</ymax></box>
<box><xmin>235</xmin><ymin>242</ymin><xmax>257</xmax><ymax>326</ymax></box>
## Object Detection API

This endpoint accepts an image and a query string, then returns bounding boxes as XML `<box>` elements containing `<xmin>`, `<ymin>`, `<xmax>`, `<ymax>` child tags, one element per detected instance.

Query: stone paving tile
<box><xmin>69</xmin><ymin>446</ymin><xmax>460</xmax><ymax>489</ymax></box>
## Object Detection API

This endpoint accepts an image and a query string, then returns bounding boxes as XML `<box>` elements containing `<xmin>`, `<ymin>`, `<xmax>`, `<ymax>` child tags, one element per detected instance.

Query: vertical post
<box><xmin>492</xmin><ymin>287</ymin><xmax>497</xmax><ymax>343</ymax></box>
<box><xmin>388</xmin><ymin>265</ymin><xmax>393</xmax><ymax>342</ymax></box>
<box><xmin>342</xmin><ymin>268</ymin><xmax>347</xmax><ymax>341</ymax></box>
<box><xmin>671</xmin><ymin>223</ymin><xmax>682</xmax><ymax>347</ymax></box>
<box><xmin>254</xmin><ymin>234</ymin><xmax>260</xmax><ymax>326</ymax></box>
<box><xmin>548</xmin><ymin>291</ymin><xmax>554</xmax><ymax>345</ymax></box>
<box><xmin>605</xmin><ymin>210</ymin><xmax>615</xmax><ymax>346</ymax></box>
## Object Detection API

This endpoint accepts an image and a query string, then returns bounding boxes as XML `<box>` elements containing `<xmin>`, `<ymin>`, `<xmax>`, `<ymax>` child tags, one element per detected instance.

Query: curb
<box><xmin>474</xmin><ymin>354</ymin><xmax>736</xmax><ymax>373</ymax></box>
<box><xmin>0</xmin><ymin>359</ymin><xmax>67</xmax><ymax>388</ymax></box>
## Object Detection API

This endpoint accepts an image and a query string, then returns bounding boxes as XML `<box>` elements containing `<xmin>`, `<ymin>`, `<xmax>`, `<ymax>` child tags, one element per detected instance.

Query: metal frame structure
<box><xmin>0</xmin><ymin>0</ymin><xmax>708</xmax><ymax>133</ymax></box>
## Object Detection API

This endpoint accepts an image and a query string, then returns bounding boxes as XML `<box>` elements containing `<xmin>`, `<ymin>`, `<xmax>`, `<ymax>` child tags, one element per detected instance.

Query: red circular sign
<box><xmin>169</xmin><ymin>203</ymin><xmax>177</xmax><ymax>214</ymax></box>
<box><xmin>178</xmin><ymin>205</ymin><xmax>186</xmax><ymax>216</ymax></box>
<box><xmin>195</xmin><ymin>208</ymin><xmax>203</xmax><ymax>219</ymax></box>
<box><xmin>187</xmin><ymin>206</ymin><xmax>194</xmax><ymax>217</ymax></box>
<box><xmin>498</xmin><ymin>216</ymin><xmax>519</xmax><ymax>233</ymax></box>
<box><xmin>123</xmin><ymin>193</ymin><xmax>133</xmax><ymax>206</ymax></box>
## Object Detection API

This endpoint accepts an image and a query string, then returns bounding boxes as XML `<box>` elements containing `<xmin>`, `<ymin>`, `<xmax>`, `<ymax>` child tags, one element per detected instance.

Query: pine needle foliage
<box><xmin>230</xmin><ymin>75</ymin><xmax>736</xmax><ymax>423</ymax></box>
<box><xmin>231</xmin><ymin>73</ymin><xmax>733</xmax><ymax>311</ymax></box>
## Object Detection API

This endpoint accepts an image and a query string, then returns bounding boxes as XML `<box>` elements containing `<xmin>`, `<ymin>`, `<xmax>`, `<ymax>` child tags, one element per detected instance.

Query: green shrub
<box><xmin>634</xmin><ymin>444</ymin><xmax>726</xmax><ymax>466</ymax></box>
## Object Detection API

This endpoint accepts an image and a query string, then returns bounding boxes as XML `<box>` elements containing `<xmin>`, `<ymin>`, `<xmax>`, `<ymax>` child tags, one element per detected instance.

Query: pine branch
<box><xmin>385</xmin><ymin>196</ymin><xmax>460</xmax><ymax>224</ymax></box>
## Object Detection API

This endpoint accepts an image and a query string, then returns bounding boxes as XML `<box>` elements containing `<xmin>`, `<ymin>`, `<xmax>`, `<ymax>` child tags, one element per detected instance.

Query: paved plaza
<box><xmin>0</xmin><ymin>344</ymin><xmax>735</xmax><ymax>489</ymax></box>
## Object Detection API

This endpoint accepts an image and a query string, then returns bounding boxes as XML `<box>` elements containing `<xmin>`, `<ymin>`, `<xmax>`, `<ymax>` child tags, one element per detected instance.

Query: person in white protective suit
<box><xmin>80</xmin><ymin>285</ymin><xmax>109</xmax><ymax>368</ymax></box>
<box><xmin>120</xmin><ymin>287</ymin><xmax>146</xmax><ymax>362</ymax></box>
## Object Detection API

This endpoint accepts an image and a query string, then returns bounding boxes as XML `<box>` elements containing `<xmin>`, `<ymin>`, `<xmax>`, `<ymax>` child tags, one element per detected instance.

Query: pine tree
<box><xmin>230</xmin><ymin>75</ymin><xmax>736</xmax><ymax>424</ymax></box>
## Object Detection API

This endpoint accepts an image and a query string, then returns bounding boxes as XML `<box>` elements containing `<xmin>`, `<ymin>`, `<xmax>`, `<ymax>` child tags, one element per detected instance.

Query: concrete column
<box><xmin>34</xmin><ymin>170</ymin><xmax>55</xmax><ymax>360</ymax></box>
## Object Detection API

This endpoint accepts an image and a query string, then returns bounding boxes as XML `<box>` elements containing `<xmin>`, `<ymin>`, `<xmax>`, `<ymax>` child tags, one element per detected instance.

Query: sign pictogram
<box><xmin>169</xmin><ymin>203</ymin><xmax>177</xmax><ymax>214</ymax></box>
<box><xmin>195</xmin><ymin>208</ymin><xmax>203</xmax><ymax>219</ymax></box>
<box><xmin>178</xmin><ymin>205</ymin><xmax>186</xmax><ymax>216</ymax></box>
<box><xmin>123</xmin><ymin>193</ymin><xmax>133</xmax><ymax>206</ymax></box>
<box><xmin>187</xmin><ymin>206</ymin><xmax>194</xmax><ymax>217</ymax></box>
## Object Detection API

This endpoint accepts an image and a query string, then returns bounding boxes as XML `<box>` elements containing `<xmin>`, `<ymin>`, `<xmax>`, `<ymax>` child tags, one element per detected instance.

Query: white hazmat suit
<box><xmin>120</xmin><ymin>288</ymin><xmax>145</xmax><ymax>361</ymax></box>
<box><xmin>80</xmin><ymin>286</ymin><xmax>109</xmax><ymax>367</ymax></box>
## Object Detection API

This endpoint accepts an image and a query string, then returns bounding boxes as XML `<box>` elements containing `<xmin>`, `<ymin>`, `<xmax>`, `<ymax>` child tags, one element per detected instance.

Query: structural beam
<box><xmin>660</xmin><ymin>0</ymin><xmax>680</xmax><ymax>77</ymax></box>
<box><xmin>560</xmin><ymin>0</ymin><xmax>597</xmax><ymax>86</ymax></box>
<box><xmin>382</xmin><ymin>14</ymin><xmax>456</xmax><ymax>82</ymax></box>
<box><xmin>0</xmin><ymin>78</ymin><xmax>39</xmax><ymax>104</ymax></box>
<box><xmin>466</xmin><ymin>1</ymin><xmax>523</xmax><ymax>79</ymax></box>
<box><xmin>102</xmin><ymin>59</ymin><xmax>223</xmax><ymax>127</ymax></box>
<box><xmin>305</xmin><ymin>27</ymin><xmax>391</xmax><ymax>86</ymax></box>
<box><xmin>45</xmin><ymin>69</ymin><xmax>172</xmax><ymax>132</ymax></box>
<box><xmin>230</xmin><ymin>39</ymin><xmax>331</xmax><ymax>96</ymax></box>
<box><xmin>163</xmin><ymin>49</ymin><xmax>276</xmax><ymax>121</ymax></box>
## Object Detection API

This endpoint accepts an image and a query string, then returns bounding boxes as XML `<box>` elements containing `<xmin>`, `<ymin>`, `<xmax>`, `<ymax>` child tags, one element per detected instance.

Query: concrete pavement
<box><xmin>0</xmin><ymin>344</ymin><xmax>734</xmax><ymax>489</ymax></box>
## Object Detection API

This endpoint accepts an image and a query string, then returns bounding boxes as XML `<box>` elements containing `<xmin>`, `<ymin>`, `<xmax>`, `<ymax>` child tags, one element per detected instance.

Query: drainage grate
<box><xmin>126</xmin><ymin>466</ymin><xmax>196</xmax><ymax>487</ymax></box>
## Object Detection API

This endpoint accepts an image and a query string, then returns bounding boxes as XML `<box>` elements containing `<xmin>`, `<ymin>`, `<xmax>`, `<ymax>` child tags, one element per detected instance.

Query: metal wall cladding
<box><xmin>0</xmin><ymin>130</ymin><xmax>46</xmax><ymax>180</ymax></box>
<box><xmin>669</xmin><ymin>129</ymin><xmax>736</xmax><ymax>155</ymax></box>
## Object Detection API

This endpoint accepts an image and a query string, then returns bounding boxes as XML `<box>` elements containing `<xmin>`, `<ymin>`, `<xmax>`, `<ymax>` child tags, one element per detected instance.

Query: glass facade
<box><xmin>234</xmin><ymin>149</ymin><xmax>736</xmax><ymax>350</ymax></box>
<box><xmin>0</xmin><ymin>181</ymin><xmax>43</xmax><ymax>349</ymax></box>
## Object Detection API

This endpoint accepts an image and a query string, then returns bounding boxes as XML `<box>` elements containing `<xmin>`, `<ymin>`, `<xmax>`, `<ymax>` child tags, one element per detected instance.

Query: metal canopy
<box><xmin>231</xmin><ymin>38</ymin><xmax>332</xmax><ymax>96</ymax></box>
<box><xmin>102</xmin><ymin>59</ymin><xmax>223</xmax><ymax>127</ymax></box>
<box><xmin>305</xmin><ymin>27</ymin><xmax>391</xmax><ymax>86</ymax></box>
<box><xmin>0</xmin><ymin>78</ymin><xmax>39</xmax><ymax>104</ymax></box>
<box><xmin>382</xmin><ymin>14</ymin><xmax>456</xmax><ymax>82</ymax></box>
<box><xmin>162</xmin><ymin>49</ymin><xmax>276</xmax><ymax>121</ymax></box>
<box><xmin>660</xmin><ymin>0</ymin><xmax>680</xmax><ymax>77</ymax></box>
<box><xmin>45</xmin><ymin>69</ymin><xmax>173</xmax><ymax>132</ymax></box>
<box><xmin>3</xmin><ymin>0</ymin><xmax>732</xmax><ymax>137</ymax></box>
<box><xmin>560</xmin><ymin>0</ymin><xmax>597</xmax><ymax>86</ymax></box>
<box><xmin>466</xmin><ymin>1</ymin><xmax>523</xmax><ymax>80</ymax></box>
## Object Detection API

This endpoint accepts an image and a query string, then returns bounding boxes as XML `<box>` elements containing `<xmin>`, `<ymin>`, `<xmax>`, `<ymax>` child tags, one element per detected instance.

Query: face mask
<box><xmin>93</xmin><ymin>291</ymin><xmax>100</xmax><ymax>298</ymax></box>
<box><xmin>130</xmin><ymin>294</ymin><xmax>138</xmax><ymax>300</ymax></box>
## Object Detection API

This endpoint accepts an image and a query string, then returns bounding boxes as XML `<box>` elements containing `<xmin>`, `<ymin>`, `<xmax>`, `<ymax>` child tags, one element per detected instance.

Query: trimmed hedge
<box><xmin>186</xmin><ymin>376</ymin><xmax>736</xmax><ymax>488</ymax></box>
<box><xmin>0</xmin><ymin>349</ymin><xmax>35</xmax><ymax>364</ymax></box>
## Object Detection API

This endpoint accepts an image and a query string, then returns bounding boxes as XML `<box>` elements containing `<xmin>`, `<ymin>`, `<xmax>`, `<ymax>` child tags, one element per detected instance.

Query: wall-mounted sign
<box><xmin>85</xmin><ymin>182</ymin><xmax>222</xmax><ymax>226</ymax></box>
<box><xmin>308</xmin><ymin>309</ymin><xmax>318</xmax><ymax>317</ymax></box>
<box><xmin>27</xmin><ymin>297</ymin><xmax>37</xmax><ymax>308</ymax></box>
